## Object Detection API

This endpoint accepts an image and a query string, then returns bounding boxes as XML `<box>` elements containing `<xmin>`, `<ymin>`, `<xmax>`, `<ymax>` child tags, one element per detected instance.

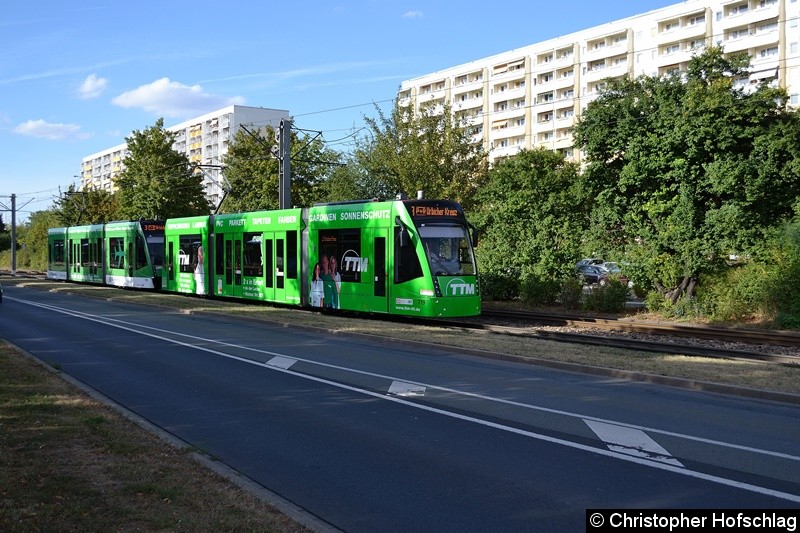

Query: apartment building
<box><xmin>79</xmin><ymin>105</ymin><xmax>290</xmax><ymax>208</ymax></box>
<box><xmin>398</xmin><ymin>0</ymin><xmax>799</xmax><ymax>163</ymax></box>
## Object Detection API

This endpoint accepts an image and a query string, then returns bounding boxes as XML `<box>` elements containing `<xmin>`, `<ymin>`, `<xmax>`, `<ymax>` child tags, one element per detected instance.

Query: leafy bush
<box><xmin>644</xmin><ymin>290</ymin><xmax>667</xmax><ymax>313</ymax></box>
<box><xmin>520</xmin><ymin>275</ymin><xmax>561</xmax><ymax>306</ymax></box>
<box><xmin>560</xmin><ymin>278</ymin><xmax>583</xmax><ymax>310</ymax></box>
<box><xmin>768</xmin><ymin>222</ymin><xmax>800</xmax><ymax>328</ymax></box>
<box><xmin>478</xmin><ymin>270</ymin><xmax>520</xmax><ymax>301</ymax></box>
<box><xmin>697</xmin><ymin>264</ymin><xmax>772</xmax><ymax>323</ymax></box>
<box><xmin>583</xmin><ymin>279</ymin><xmax>628</xmax><ymax>313</ymax></box>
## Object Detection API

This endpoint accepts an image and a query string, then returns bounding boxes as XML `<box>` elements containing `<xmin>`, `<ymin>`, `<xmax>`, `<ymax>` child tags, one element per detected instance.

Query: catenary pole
<box><xmin>10</xmin><ymin>193</ymin><xmax>16</xmax><ymax>275</ymax></box>
<box><xmin>279</xmin><ymin>118</ymin><xmax>292</xmax><ymax>209</ymax></box>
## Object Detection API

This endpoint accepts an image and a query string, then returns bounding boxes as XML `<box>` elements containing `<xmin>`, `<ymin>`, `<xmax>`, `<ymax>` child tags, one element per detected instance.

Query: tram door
<box><xmin>261</xmin><ymin>233</ymin><xmax>275</xmax><ymax>301</ymax></box>
<box><xmin>263</xmin><ymin>231</ymin><xmax>286</xmax><ymax>303</ymax></box>
<box><xmin>219</xmin><ymin>233</ymin><xmax>243</xmax><ymax>298</ymax></box>
<box><xmin>372</xmin><ymin>230</ymin><xmax>388</xmax><ymax>312</ymax></box>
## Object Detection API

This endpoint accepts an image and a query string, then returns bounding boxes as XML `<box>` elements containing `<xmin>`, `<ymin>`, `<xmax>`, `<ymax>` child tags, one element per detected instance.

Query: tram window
<box><xmin>419</xmin><ymin>225</ymin><xmax>475</xmax><ymax>276</ymax></box>
<box><xmin>234</xmin><ymin>239</ymin><xmax>242</xmax><ymax>285</ymax></box>
<box><xmin>276</xmin><ymin>238</ymin><xmax>284</xmax><ymax>289</ymax></box>
<box><xmin>135</xmin><ymin>236</ymin><xmax>148</xmax><ymax>269</ymax></box>
<box><xmin>224</xmin><ymin>238</ymin><xmax>232</xmax><ymax>284</ymax></box>
<box><xmin>81</xmin><ymin>239</ymin><xmax>90</xmax><ymax>267</ymax></box>
<box><xmin>264</xmin><ymin>239</ymin><xmax>273</xmax><ymax>288</ymax></box>
<box><xmin>51</xmin><ymin>239</ymin><xmax>65</xmax><ymax>265</ymax></box>
<box><xmin>215</xmin><ymin>234</ymin><xmax>225</xmax><ymax>279</ymax></box>
<box><xmin>167</xmin><ymin>242</ymin><xmax>175</xmax><ymax>281</ymax></box>
<box><xmin>394</xmin><ymin>226</ymin><xmax>423</xmax><ymax>283</ymax></box>
<box><xmin>286</xmin><ymin>231</ymin><xmax>298</xmax><ymax>279</ymax></box>
<box><xmin>243</xmin><ymin>233</ymin><xmax>263</xmax><ymax>277</ymax></box>
<box><xmin>179</xmin><ymin>234</ymin><xmax>201</xmax><ymax>273</ymax></box>
<box><xmin>109</xmin><ymin>237</ymin><xmax>125</xmax><ymax>269</ymax></box>
<box><xmin>147</xmin><ymin>235</ymin><xmax>165</xmax><ymax>267</ymax></box>
<box><xmin>320</xmin><ymin>229</ymin><xmax>361</xmax><ymax>283</ymax></box>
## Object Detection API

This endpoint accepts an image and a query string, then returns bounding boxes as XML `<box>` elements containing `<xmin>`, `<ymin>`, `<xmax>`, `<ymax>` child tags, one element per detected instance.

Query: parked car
<box><xmin>575</xmin><ymin>258</ymin><xmax>604</xmax><ymax>270</ymax></box>
<box><xmin>598</xmin><ymin>261</ymin><xmax>632</xmax><ymax>287</ymax></box>
<box><xmin>577</xmin><ymin>264</ymin><xmax>607</xmax><ymax>285</ymax></box>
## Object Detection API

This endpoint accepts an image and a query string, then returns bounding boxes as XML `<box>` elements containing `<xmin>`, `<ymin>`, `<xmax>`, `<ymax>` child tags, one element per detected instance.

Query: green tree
<box><xmin>473</xmin><ymin>148</ymin><xmax>586</xmax><ymax>280</ymax></box>
<box><xmin>317</xmin><ymin>156</ymin><xmax>392</xmax><ymax>203</ymax></box>
<box><xmin>221</xmin><ymin>126</ymin><xmax>342</xmax><ymax>212</ymax></box>
<box><xmin>19</xmin><ymin>210</ymin><xmax>59</xmax><ymax>270</ymax></box>
<box><xmin>356</xmin><ymin>102</ymin><xmax>489</xmax><ymax>209</ymax></box>
<box><xmin>573</xmin><ymin>47</ymin><xmax>799</xmax><ymax>304</ymax></box>
<box><xmin>53</xmin><ymin>184</ymin><xmax>120</xmax><ymax>226</ymax></box>
<box><xmin>115</xmin><ymin>118</ymin><xmax>210</xmax><ymax>220</ymax></box>
<box><xmin>0</xmin><ymin>214</ymin><xmax>9</xmax><ymax>253</ymax></box>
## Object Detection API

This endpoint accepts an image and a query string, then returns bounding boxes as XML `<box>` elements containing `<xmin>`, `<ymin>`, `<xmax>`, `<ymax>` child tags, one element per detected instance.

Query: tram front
<box><xmin>401</xmin><ymin>200</ymin><xmax>480</xmax><ymax>317</ymax></box>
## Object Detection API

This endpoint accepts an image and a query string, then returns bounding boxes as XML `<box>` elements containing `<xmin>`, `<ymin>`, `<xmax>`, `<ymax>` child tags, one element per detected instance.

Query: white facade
<box><xmin>80</xmin><ymin>105</ymin><xmax>290</xmax><ymax>208</ymax></box>
<box><xmin>398</xmin><ymin>0</ymin><xmax>799</xmax><ymax>163</ymax></box>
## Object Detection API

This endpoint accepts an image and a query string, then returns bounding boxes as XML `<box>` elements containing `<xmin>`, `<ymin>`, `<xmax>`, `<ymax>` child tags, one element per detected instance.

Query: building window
<box><xmin>688</xmin><ymin>15</ymin><xmax>705</xmax><ymax>26</ymax></box>
<box><xmin>759</xmin><ymin>46</ymin><xmax>779</xmax><ymax>58</ymax></box>
<box><xmin>728</xmin><ymin>3</ymin><xmax>748</xmax><ymax>16</ymax></box>
<box><xmin>663</xmin><ymin>20</ymin><xmax>679</xmax><ymax>32</ymax></box>
<box><xmin>689</xmin><ymin>39</ymin><xmax>706</xmax><ymax>50</ymax></box>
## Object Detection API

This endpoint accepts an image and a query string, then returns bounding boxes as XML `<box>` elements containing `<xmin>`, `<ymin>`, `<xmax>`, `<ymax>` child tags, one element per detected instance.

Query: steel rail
<box><xmin>481</xmin><ymin>308</ymin><xmax>800</xmax><ymax>348</ymax></box>
<box><xmin>401</xmin><ymin>314</ymin><xmax>800</xmax><ymax>367</ymax></box>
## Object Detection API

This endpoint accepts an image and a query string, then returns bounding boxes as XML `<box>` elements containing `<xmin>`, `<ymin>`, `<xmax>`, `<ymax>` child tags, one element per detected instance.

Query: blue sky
<box><xmin>1</xmin><ymin>0</ymin><xmax>679</xmax><ymax>221</ymax></box>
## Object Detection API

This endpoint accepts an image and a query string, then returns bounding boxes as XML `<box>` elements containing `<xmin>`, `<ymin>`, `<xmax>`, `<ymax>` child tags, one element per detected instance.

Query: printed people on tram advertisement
<box><xmin>310</xmin><ymin>261</ymin><xmax>324</xmax><ymax>307</ymax></box>
<box><xmin>310</xmin><ymin>252</ymin><xmax>342</xmax><ymax>309</ymax></box>
<box><xmin>194</xmin><ymin>245</ymin><xmax>205</xmax><ymax>295</ymax></box>
<box><xmin>329</xmin><ymin>255</ymin><xmax>341</xmax><ymax>309</ymax></box>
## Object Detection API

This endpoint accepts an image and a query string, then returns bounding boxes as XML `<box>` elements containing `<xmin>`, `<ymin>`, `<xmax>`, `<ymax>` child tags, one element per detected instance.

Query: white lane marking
<box><xmin>10</xmin><ymin>296</ymin><xmax>800</xmax><ymax>503</ymax></box>
<box><xmin>388</xmin><ymin>381</ymin><xmax>426</xmax><ymax>397</ymax></box>
<box><xmin>267</xmin><ymin>356</ymin><xmax>298</xmax><ymax>370</ymax></box>
<box><xmin>585</xmin><ymin>420</ymin><xmax>684</xmax><ymax>467</ymax></box>
<box><xmin>13</xmin><ymin>296</ymin><xmax>800</xmax><ymax>461</ymax></box>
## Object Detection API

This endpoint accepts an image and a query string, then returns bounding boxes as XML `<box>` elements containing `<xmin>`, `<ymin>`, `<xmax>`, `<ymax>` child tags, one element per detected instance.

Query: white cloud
<box><xmin>78</xmin><ymin>73</ymin><xmax>108</xmax><ymax>99</ymax></box>
<box><xmin>13</xmin><ymin>119</ymin><xmax>90</xmax><ymax>140</ymax></box>
<box><xmin>402</xmin><ymin>10</ymin><xmax>423</xmax><ymax>19</ymax></box>
<box><xmin>111</xmin><ymin>77</ymin><xmax>245</xmax><ymax>118</ymax></box>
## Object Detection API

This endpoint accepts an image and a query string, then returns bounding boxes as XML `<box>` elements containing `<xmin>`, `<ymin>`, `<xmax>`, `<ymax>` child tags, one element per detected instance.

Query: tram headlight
<box><xmin>433</xmin><ymin>278</ymin><xmax>442</xmax><ymax>297</ymax></box>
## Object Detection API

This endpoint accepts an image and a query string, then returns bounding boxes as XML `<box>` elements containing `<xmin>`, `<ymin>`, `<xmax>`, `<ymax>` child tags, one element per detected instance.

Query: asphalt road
<box><xmin>2</xmin><ymin>284</ymin><xmax>799</xmax><ymax>531</ymax></box>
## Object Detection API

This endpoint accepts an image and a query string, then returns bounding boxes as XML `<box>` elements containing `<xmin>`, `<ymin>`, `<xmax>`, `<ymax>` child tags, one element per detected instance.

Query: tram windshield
<box><xmin>146</xmin><ymin>235</ymin><xmax>165</xmax><ymax>267</ymax></box>
<box><xmin>418</xmin><ymin>224</ymin><xmax>476</xmax><ymax>276</ymax></box>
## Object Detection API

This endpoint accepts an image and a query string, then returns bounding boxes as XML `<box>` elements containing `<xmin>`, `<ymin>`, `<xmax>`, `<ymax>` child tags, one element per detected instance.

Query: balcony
<box><xmin>584</xmin><ymin>40</ymin><xmax>627</xmax><ymax>64</ymax></box>
<box><xmin>553</xmin><ymin>47</ymin><xmax>576</xmax><ymax>68</ymax></box>
<box><xmin>453</xmin><ymin>71</ymin><xmax>484</xmax><ymax>89</ymax></box>
<box><xmin>453</xmin><ymin>94</ymin><xmax>484</xmax><ymax>112</ymax></box>
<box><xmin>720</xmin><ymin>2</ymin><xmax>779</xmax><ymax>31</ymax></box>
<box><xmin>656</xmin><ymin>19</ymin><xmax>707</xmax><ymax>43</ymax></box>
<box><xmin>656</xmin><ymin>45</ymin><xmax>696</xmax><ymax>67</ymax></box>
<box><xmin>490</xmin><ymin>138</ymin><xmax>525</xmax><ymax>159</ymax></box>
<box><xmin>491</xmin><ymin>59</ymin><xmax>526</xmax><ymax>81</ymax></box>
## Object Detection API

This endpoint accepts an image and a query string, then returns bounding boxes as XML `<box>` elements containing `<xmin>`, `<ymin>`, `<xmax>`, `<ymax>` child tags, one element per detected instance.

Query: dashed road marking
<box><xmin>585</xmin><ymin>419</ymin><xmax>684</xmax><ymax>467</ymax></box>
<box><xmin>388</xmin><ymin>381</ymin><xmax>426</xmax><ymax>397</ymax></box>
<box><xmin>267</xmin><ymin>356</ymin><xmax>298</xmax><ymax>369</ymax></box>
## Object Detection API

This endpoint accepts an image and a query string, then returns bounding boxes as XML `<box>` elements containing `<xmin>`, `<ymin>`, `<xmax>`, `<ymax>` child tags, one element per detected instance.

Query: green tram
<box><xmin>49</xmin><ymin>199</ymin><xmax>480</xmax><ymax>318</ymax></box>
<box><xmin>47</xmin><ymin>220</ymin><xmax>166</xmax><ymax>289</ymax></box>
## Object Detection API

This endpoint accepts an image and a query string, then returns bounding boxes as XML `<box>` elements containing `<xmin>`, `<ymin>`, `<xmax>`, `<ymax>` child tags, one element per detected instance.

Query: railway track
<box><xmin>482</xmin><ymin>308</ymin><xmax>800</xmax><ymax>347</ymax></box>
<box><xmin>5</xmin><ymin>272</ymin><xmax>800</xmax><ymax>366</ymax></box>
<box><xmin>418</xmin><ymin>308</ymin><xmax>800</xmax><ymax>367</ymax></box>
